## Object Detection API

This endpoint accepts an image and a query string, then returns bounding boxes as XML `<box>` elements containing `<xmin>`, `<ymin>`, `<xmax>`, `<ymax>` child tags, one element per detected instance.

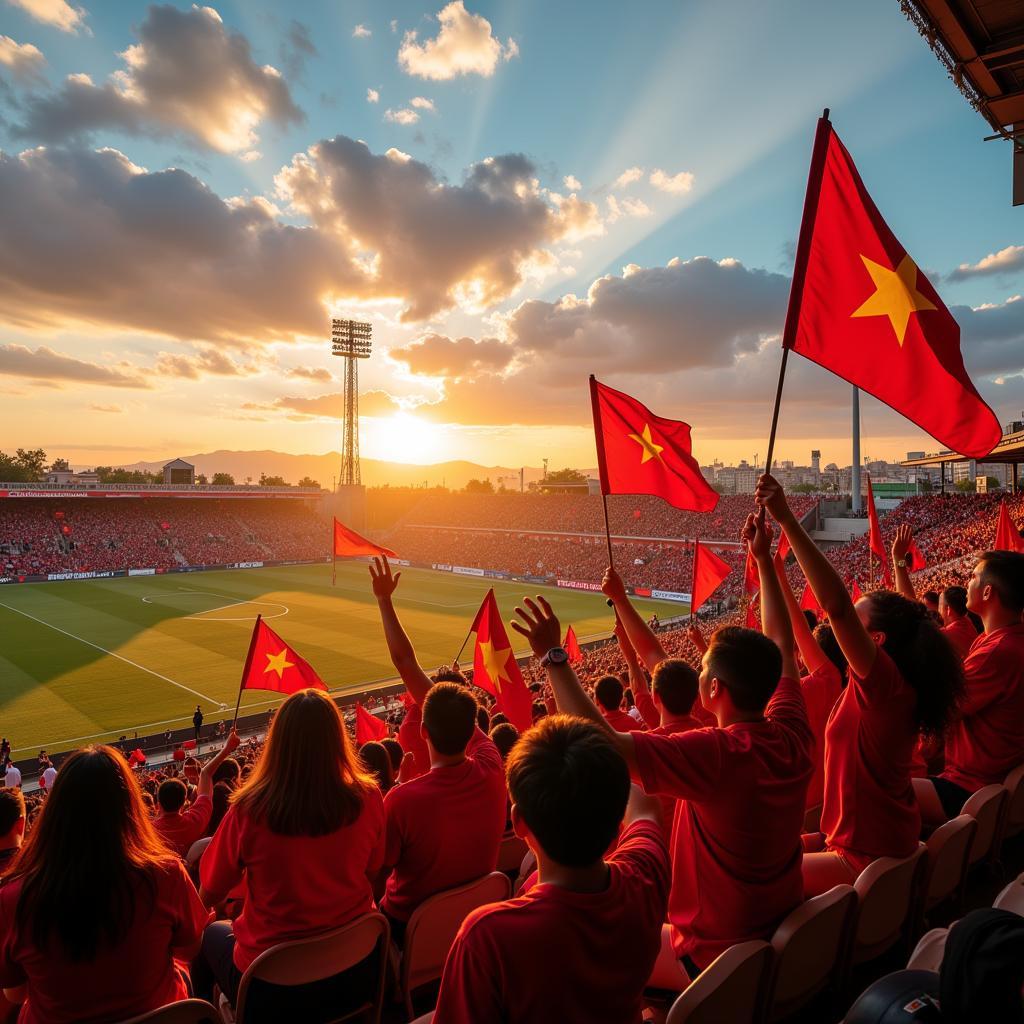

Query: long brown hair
<box><xmin>232</xmin><ymin>689</ymin><xmax>374</xmax><ymax>836</ymax></box>
<box><xmin>6</xmin><ymin>745</ymin><xmax>176</xmax><ymax>961</ymax></box>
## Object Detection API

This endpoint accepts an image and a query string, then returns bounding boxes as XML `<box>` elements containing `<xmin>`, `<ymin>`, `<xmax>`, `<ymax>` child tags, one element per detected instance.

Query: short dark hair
<box><xmin>432</xmin><ymin>668</ymin><xmax>466</xmax><ymax>685</ymax></box>
<box><xmin>157</xmin><ymin>778</ymin><xmax>187</xmax><ymax>813</ymax></box>
<box><xmin>594</xmin><ymin>675</ymin><xmax>623</xmax><ymax>712</ymax></box>
<box><xmin>978</xmin><ymin>551</ymin><xmax>1024</xmax><ymax>613</ymax></box>
<box><xmin>652</xmin><ymin>660</ymin><xmax>698</xmax><ymax>716</ymax></box>
<box><xmin>489</xmin><ymin>712</ymin><xmax>508</xmax><ymax>727</ymax></box>
<box><xmin>0</xmin><ymin>787</ymin><xmax>25</xmax><ymax>836</ymax></box>
<box><xmin>531</xmin><ymin>700</ymin><xmax>547</xmax><ymax>721</ymax></box>
<box><xmin>476</xmin><ymin>706</ymin><xmax>489</xmax><ymax>733</ymax></box>
<box><xmin>422</xmin><ymin>682</ymin><xmax>478</xmax><ymax>756</ymax></box>
<box><xmin>923</xmin><ymin>590</ymin><xmax>940</xmax><ymax>608</ymax></box>
<box><xmin>942</xmin><ymin>586</ymin><xmax>968</xmax><ymax>617</ymax></box>
<box><xmin>489</xmin><ymin>722</ymin><xmax>519</xmax><ymax>762</ymax></box>
<box><xmin>813</xmin><ymin>623</ymin><xmax>847</xmax><ymax>677</ymax></box>
<box><xmin>507</xmin><ymin>716</ymin><xmax>630</xmax><ymax>866</ymax></box>
<box><xmin>381</xmin><ymin>738</ymin><xmax>403</xmax><ymax>773</ymax></box>
<box><xmin>802</xmin><ymin>609</ymin><xmax>819</xmax><ymax>632</ymax></box>
<box><xmin>213</xmin><ymin>758</ymin><xmax>240</xmax><ymax>786</ymax></box>
<box><xmin>705</xmin><ymin>626</ymin><xmax>782</xmax><ymax>712</ymax></box>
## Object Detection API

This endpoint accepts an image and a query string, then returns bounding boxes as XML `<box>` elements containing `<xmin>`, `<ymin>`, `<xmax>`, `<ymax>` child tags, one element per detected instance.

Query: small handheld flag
<box><xmin>866</xmin><ymin>477</ymin><xmax>891</xmax><ymax>589</ymax></box>
<box><xmin>995</xmin><ymin>499</ymin><xmax>1024</xmax><ymax>553</ymax></box>
<box><xmin>691</xmin><ymin>541</ymin><xmax>732</xmax><ymax>614</ymax></box>
<box><xmin>333</xmin><ymin>518</ymin><xmax>398</xmax><ymax>586</ymax></box>
<box><xmin>355</xmin><ymin>701</ymin><xmax>388</xmax><ymax>744</ymax></box>
<box><xmin>470</xmin><ymin>590</ymin><xmax>533</xmax><ymax>732</ymax></box>
<box><xmin>800</xmin><ymin>584</ymin><xmax>823</xmax><ymax>617</ymax></box>
<box><xmin>564</xmin><ymin>625</ymin><xmax>584</xmax><ymax>665</ymax></box>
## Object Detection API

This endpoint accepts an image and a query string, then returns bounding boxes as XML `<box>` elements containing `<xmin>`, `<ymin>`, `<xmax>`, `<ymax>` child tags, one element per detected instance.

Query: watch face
<box><xmin>545</xmin><ymin>647</ymin><xmax>568</xmax><ymax>665</ymax></box>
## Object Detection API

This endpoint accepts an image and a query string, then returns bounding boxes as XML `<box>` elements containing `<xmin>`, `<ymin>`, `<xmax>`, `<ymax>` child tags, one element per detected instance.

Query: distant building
<box><xmin>163</xmin><ymin>459</ymin><xmax>195</xmax><ymax>486</ymax></box>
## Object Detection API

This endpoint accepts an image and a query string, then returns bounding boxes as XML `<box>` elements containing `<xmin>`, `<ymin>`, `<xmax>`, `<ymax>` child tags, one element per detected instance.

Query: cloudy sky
<box><xmin>0</xmin><ymin>0</ymin><xmax>1022</xmax><ymax>471</ymax></box>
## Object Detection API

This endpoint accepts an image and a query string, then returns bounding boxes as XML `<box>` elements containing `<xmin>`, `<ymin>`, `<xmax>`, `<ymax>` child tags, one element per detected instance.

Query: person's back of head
<box><xmin>233</xmin><ymin>688</ymin><xmax>373</xmax><ymax>836</ymax></box>
<box><xmin>861</xmin><ymin>590</ymin><xmax>964</xmax><ymax>741</ymax></box>
<box><xmin>489</xmin><ymin>722</ymin><xmax>519</xmax><ymax>762</ymax></box>
<box><xmin>381</xmin><ymin>738</ymin><xmax>403</xmax><ymax>774</ymax></box>
<box><xmin>651</xmin><ymin>659</ymin><xmax>698</xmax><ymax>716</ymax></box>
<box><xmin>813</xmin><ymin>623</ymin><xmax>848</xmax><ymax>679</ymax></box>
<box><xmin>507</xmin><ymin>716</ymin><xmax>630</xmax><ymax>867</ymax></box>
<box><xmin>0</xmin><ymin>786</ymin><xmax>25</xmax><ymax>848</ymax></box>
<box><xmin>157</xmin><ymin>778</ymin><xmax>187</xmax><ymax>814</ymax></box>
<box><xmin>703</xmin><ymin>626</ymin><xmax>782</xmax><ymax>713</ymax></box>
<box><xmin>9</xmin><ymin>745</ymin><xmax>172</xmax><ymax>961</ymax></box>
<box><xmin>476</xmin><ymin>705</ymin><xmax>489</xmax><ymax>733</ymax></box>
<box><xmin>208</xmin><ymin>781</ymin><xmax>232</xmax><ymax>835</ymax></box>
<box><xmin>421</xmin><ymin>682</ymin><xmax>478</xmax><ymax>757</ymax></box>
<box><xmin>594</xmin><ymin>675</ymin><xmax>624</xmax><ymax>712</ymax></box>
<box><xmin>489</xmin><ymin>712</ymin><xmax>509</xmax><ymax>728</ymax></box>
<box><xmin>359</xmin><ymin>741</ymin><xmax>394</xmax><ymax>792</ymax></box>
<box><xmin>971</xmin><ymin>551</ymin><xmax>1024</xmax><ymax>617</ymax></box>
<box><xmin>923</xmin><ymin>590</ymin><xmax>940</xmax><ymax>613</ymax></box>
<box><xmin>212</xmin><ymin>757</ymin><xmax>240</xmax><ymax>787</ymax></box>
<box><xmin>940</xmin><ymin>585</ymin><xmax>968</xmax><ymax>621</ymax></box>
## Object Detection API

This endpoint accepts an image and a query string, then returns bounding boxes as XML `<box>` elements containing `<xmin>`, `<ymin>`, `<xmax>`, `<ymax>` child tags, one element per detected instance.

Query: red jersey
<box><xmin>942</xmin><ymin>624</ymin><xmax>1024</xmax><ymax>792</ymax></box>
<box><xmin>200</xmin><ymin>784</ymin><xmax>385</xmax><ymax>971</ymax></box>
<box><xmin>800</xmin><ymin>662</ymin><xmax>844</xmax><ymax>810</ymax></box>
<box><xmin>432</xmin><ymin>821</ymin><xmax>669</xmax><ymax>1024</ymax></box>
<box><xmin>397</xmin><ymin>701</ymin><xmax>431</xmax><ymax>780</ymax></box>
<box><xmin>602</xmin><ymin>707</ymin><xmax>646</xmax><ymax>733</ymax></box>
<box><xmin>820</xmin><ymin>649</ymin><xmax>921</xmax><ymax>871</ymax></box>
<box><xmin>942</xmin><ymin>616</ymin><xmax>978</xmax><ymax>660</ymax></box>
<box><xmin>633</xmin><ymin>676</ymin><xmax>812</xmax><ymax>967</ymax></box>
<box><xmin>154</xmin><ymin>794</ymin><xmax>212</xmax><ymax>857</ymax></box>
<box><xmin>0</xmin><ymin>860</ymin><xmax>209</xmax><ymax>1024</ymax></box>
<box><xmin>382</xmin><ymin>728</ymin><xmax>506</xmax><ymax>921</ymax></box>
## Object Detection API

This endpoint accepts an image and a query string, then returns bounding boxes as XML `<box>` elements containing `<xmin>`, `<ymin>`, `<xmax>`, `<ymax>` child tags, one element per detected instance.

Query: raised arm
<box><xmin>197</xmin><ymin>729</ymin><xmax>240</xmax><ymax>800</ymax></box>
<box><xmin>616</xmin><ymin>615</ymin><xmax>658</xmax><ymax>728</ymax></box>
<box><xmin>890</xmin><ymin>524</ymin><xmax>916</xmax><ymax>602</ymax></box>
<box><xmin>510</xmin><ymin>595</ymin><xmax>638</xmax><ymax>772</ymax></box>
<box><xmin>756</xmin><ymin>474</ymin><xmax>877</xmax><ymax>679</ymax></box>
<box><xmin>743</xmin><ymin>508</ymin><xmax>799</xmax><ymax>681</ymax></box>
<box><xmin>773</xmin><ymin>543</ymin><xmax>830</xmax><ymax>675</ymax></box>
<box><xmin>601</xmin><ymin>567</ymin><xmax>668</xmax><ymax>672</ymax></box>
<box><xmin>369</xmin><ymin>556</ymin><xmax>432</xmax><ymax>704</ymax></box>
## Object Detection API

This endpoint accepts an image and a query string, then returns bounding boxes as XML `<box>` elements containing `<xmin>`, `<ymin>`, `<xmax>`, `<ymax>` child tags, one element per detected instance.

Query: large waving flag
<box><xmin>334</xmin><ymin>518</ymin><xmax>397</xmax><ymax>558</ymax></box>
<box><xmin>995</xmin><ymin>499</ymin><xmax>1024</xmax><ymax>553</ymax></box>
<box><xmin>590</xmin><ymin>377</ymin><xmax>719</xmax><ymax>513</ymax></box>
<box><xmin>691</xmin><ymin>541</ymin><xmax>732</xmax><ymax>613</ymax></box>
<box><xmin>470</xmin><ymin>590</ymin><xmax>533</xmax><ymax>732</ymax></box>
<box><xmin>239</xmin><ymin>615</ymin><xmax>327</xmax><ymax>696</ymax></box>
<box><xmin>782</xmin><ymin>115</ymin><xmax>1001</xmax><ymax>459</ymax></box>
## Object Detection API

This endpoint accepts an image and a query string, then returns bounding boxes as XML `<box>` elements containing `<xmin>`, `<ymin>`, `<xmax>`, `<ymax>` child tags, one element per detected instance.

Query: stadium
<box><xmin>2</xmin><ymin>1</ymin><xmax>1024</xmax><ymax>1023</ymax></box>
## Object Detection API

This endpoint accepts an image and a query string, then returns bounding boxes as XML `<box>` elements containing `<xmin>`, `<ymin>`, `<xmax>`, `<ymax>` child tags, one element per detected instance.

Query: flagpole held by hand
<box><xmin>233</xmin><ymin>614</ymin><xmax>263</xmax><ymax>729</ymax></box>
<box><xmin>452</xmin><ymin>623</ymin><xmax>475</xmax><ymax>667</ymax></box>
<box><xmin>690</xmin><ymin>537</ymin><xmax>699</xmax><ymax>623</ymax></box>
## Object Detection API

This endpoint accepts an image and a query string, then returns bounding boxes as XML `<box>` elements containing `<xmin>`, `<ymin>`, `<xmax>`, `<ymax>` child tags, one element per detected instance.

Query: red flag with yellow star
<box><xmin>590</xmin><ymin>377</ymin><xmax>719</xmax><ymax>512</ymax></box>
<box><xmin>239</xmin><ymin>615</ymin><xmax>327</xmax><ymax>695</ymax></box>
<box><xmin>783</xmin><ymin>116</ymin><xmax>1001</xmax><ymax>459</ymax></box>
<box><xmin>470</xmin><ymin>589</ymin><xmax>533</xmax><ymax>732</ymax></box>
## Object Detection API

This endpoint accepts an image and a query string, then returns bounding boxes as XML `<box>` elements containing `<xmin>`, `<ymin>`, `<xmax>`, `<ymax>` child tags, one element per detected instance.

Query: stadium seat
<box><xmin>496</xmin><ymin>832</ymin><xmax>528</xmax><ymax>873</ymax></box>
<box><xmin>919</xmin><ymin>814</ymin><xmax>976</xmax><ymax>926</ymax></box>
<box><xmin>119</xmin><ymin>1000</ymin><xmax>221</xmax><ymax>1024</ymax></box>
<box><xmin>906</xmin><ymin>927</ymin><xmax>949</xmax><ymax>973</ymax></box>
<box><xmin>185</xmin><ymin>836</ymin><xmax>212</xmax><ymax>874</ymax></box>
<box><xmin>992</xmin><ymin>870</ymin><xmax>1024</xmax><ymax>916</ymax></box>
<box><xmin>218</xmin><ymin>912</ymin><xmax>390</xmax><ymax>1024</ymax></box>
<box><xmin>398</xmin><ymin>872</ymin><xmax>511</xmax><ymax>1020</ymax></box>
<box><xmin>765</xmin><ymin>884</ymin><xmax>857</xmax><ymax>1022</ymax></box>
<box><xmin>1001</xmin><ymin>763</ymin><xmax>1024</xmax><ymax>840</ymax></box>
<box><xmin>961</xmin><ymin>784</ymin><xmax>1009</xmax><ymax>869</ymax></box>
<box><xmin>664</xmin><ymin>941</ymin><xmax>774</xmax><ymax>1024</ymax></box>
<box><xmin>849</xmin><ymin>845</ymin><xmax>927</xmax><ymax>971</ymax></box>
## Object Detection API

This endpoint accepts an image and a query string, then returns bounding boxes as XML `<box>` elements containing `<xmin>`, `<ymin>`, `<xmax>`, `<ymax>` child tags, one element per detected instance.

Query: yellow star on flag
<box><xmin>478</xmin><ymin>638</ymin><xmax>513</xmax><ymax>693</ymax></box>
<box><xmin>850</xmin><ymin>253</ymin><xmax>936</xmax><ymax>347</ymax></box>
<box><xmin>264</xmin><ymin>648</ymin><xmax>294</xmax><ymax>680</ymax></box>
<box><xmin>628</xmin><ymin>423</ymin><xmax>664</xmax><ymax>464</ymax></box>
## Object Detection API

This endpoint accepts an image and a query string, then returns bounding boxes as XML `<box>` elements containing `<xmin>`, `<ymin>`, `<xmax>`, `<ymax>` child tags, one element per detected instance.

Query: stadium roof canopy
<box><xmin>900</xmin><ymin>0</ymin><xmax>1024</xmax><ymax>201</ymax></box>
<box><xmin>901</xmin><ymin>424</ymin><xmax>1024</xmax><ymax>466</ymax></box>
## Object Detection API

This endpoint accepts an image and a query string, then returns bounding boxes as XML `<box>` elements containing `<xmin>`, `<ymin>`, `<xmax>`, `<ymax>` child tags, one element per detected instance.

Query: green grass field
<box><xmin>0</xmin><ymin>562</ymin><xmax>687</xmax><ymax>756</ymax></box>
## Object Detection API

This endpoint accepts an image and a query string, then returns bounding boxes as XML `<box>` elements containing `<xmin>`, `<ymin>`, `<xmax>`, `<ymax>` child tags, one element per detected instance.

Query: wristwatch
<box><xmin>896</xmin><ymin>558</ymin><xmax>907</xmax><ymax>568</ymax></box>
<box><xmin>540</xmin><ymin>647</ymin><xmax>569</xmax><ymax>669</ymax></box>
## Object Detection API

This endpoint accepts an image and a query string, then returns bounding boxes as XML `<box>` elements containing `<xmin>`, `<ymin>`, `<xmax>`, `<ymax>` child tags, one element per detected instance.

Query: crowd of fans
<box><xmin>1</xmin><ymin>481</ymin><xmax>1024</xmax><ymax>1022</ymax></box>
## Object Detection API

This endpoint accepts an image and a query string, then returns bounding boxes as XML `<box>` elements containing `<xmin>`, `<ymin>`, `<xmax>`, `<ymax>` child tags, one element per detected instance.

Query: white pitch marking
<box><xmin>0</xmin><ymin>601</ymin><xmax>219</xmax><ymax>704</ymax></box>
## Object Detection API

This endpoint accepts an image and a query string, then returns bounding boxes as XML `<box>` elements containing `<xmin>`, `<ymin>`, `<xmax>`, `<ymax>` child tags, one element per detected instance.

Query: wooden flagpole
<box><xmin>232</xmin><ymin>613</ymin><xmax>262</xmax><ymax>728</ymax></box>
<box><xmin>590</xmin><ymin>375</ymin><xmax>617</xmax><ymax>606</ymax></box>
<box><xmin>690</xmin><ymin>536</ymin><xmax>699</xmax><ymax>622</ymax></box>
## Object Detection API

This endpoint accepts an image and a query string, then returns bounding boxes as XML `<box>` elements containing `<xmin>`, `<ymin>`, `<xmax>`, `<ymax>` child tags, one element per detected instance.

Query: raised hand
<box><xmin>510</xmin><ymin>595</ymin><xmax>562</xmax><ymax>660</ymax></box>
<box><xmin>754</xmin><ymin>473</ymin><xmax>792</xmax><ymax>524</ymax></box>
<box><xmin>601</xmin><ymin>566</ymin><xmax>628</xmax><ymax>603</ymax></box>
<box><xmin>891</xmin><ymin>523</ymin><xmax>913</xmax><ymax>562</ymax></box>
<box><xmin>368</xmin><ymin>556</ymin><xmax>401</xmax><ymax>600</ymax></box>
<box><xmin>742</xmin><ymin>506</ymin><xmax>773</xmax><ymax>561</ymax></box>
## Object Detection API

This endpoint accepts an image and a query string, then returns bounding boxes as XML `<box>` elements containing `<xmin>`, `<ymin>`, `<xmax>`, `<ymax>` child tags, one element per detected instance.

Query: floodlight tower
<box><xmin>331</xmin><ymin>318</ymin><xmax>372</xmax><ymax>487</ymax></box>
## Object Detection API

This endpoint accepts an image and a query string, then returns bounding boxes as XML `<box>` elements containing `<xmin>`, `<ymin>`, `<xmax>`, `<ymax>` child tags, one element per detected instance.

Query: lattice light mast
<box><xmin>331</xmin><ymin>319</ymin><xmax>372</xmax><ymax>487</ymax></box>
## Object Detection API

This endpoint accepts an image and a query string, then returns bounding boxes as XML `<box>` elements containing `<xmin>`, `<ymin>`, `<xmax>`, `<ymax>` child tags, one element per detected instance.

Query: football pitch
<box><xmin>0</xmin><ymin>562</ymin><xmax>687</xmax><ymax>756</ymax></box>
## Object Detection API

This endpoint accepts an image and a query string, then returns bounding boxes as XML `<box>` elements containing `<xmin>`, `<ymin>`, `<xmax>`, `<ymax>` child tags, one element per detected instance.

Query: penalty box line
<box><xmin>0</xmin><ymin>601</ymin><xmax>219</xmax><ymax>705</ymax></box>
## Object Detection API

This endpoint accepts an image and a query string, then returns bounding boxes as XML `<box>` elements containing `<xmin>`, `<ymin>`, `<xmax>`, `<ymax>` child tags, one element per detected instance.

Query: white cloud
<box><xmin>6</xmin><ymin>0</ymin><xmax>84</xmax><ymax>33</ymax></box>
<box><xmin>563</xmin><ymin>174</ymin><xmax>581</xmax><ymax>192</ymax></box>
<box><xmin>410</xmin><ymin>95</ymin><xmax>435</xmax><ymax>111</ymax></box>
<box><xmin>352</xmin><ymin>24</ymin><xmax>371</xmax><ymax>39</ymax></box>
<box><xmin>0</xmin><ymin>34</ymin><xmax>45</xmax><ymax>81</ymax></box>
<box><xmin>390</xmin><ymin>19</ymin><xmax>398</xmax><ymax>33</ymax></box>
<box><xmin>650</xmin><ymin>168</ymin><xmax>695</xmax><ymax>194</ymax></box>
<box><xmin>384</xmin><ymin>107</ymin><xmax>419</xmax><ymax>125</ymax></box>
<box><xmin>239</xmin><ymin>150</ymin><xmax>261</xmax><ymax>163</ymax></box>
<box><xmin>606</xmin><ymin>195</ymin><xmax>651</xmax><ymax>222</ymax></box>
<box><xmin>398</xmin><ymin>1</ymin><xmax>517</xmax><ymax>80</ymax></box>
<box><xmin>0</xmin><ymin>343</ymin><xmax>149</xmax><ymax>388</ymax></box>
<box><xmin>366</xmin><ymin>87</ymin><xmax>379</xmax><ymax>103</ymax></box>
<box><xmin>614</xmin><ymin>166</ymin><xmax>643</xmax><ymax>189</ymax></box>
<box><xmin>948</xmin><ymin>245</ymin><xmax>1024</xmax><ymax>282</ymax></box>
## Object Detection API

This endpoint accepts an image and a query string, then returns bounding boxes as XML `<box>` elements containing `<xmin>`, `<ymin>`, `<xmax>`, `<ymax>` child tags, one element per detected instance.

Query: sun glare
<box><xmin>365</xmin><ymin>412</ymin><xmax>446</xmax><ymax>464</ymax></box>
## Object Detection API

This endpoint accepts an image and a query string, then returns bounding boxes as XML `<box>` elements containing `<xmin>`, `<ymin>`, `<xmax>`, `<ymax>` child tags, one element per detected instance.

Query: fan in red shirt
<box><xmin>938</xmin><ymin>586</ymin><xmax>981</xmax><ymax>661</ymax></box>
<box><xmin>540</xmin><ymin>509</ymin><xmax>812</xmax><ymax>982</ymax></box>
<box><xmin>595</xmin><ymin>674</ymin><xmax>647</xmax><ymax>733</ymax></box>
<box><xmin>756</xmin><ymin>476</ymin><xmax>964</xmax><ymax>898</ymax></box>
<box><xmin>433</xmin><ymin>717</ymin><xmax>669</xmax><ymax>1024</ymax></box>
<box><xmin>154</xmin><ymin>730</ymin><xmax>239</xmax><ymax>857</ymax></box>
<box><xmin>914</xmin><ymin>551</ymin><xmax>1024</xmax><ymax>824</ymax></box>
<box><xmin>0</xmin><ymin>746</ymin><xmax>210</xmax><ymax>1024</ymax></box>
<box><xmin>369</xmin><ymin>558</ymin><xmax>508</xmax><ymax>942</ymax></box>
<box><xmin>195</xmin><ymin>689</ymin><xmax>386</xmax><ymax>1021</ymax></box>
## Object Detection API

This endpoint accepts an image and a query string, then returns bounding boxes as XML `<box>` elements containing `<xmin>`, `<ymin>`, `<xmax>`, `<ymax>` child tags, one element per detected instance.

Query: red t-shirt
<box><xmin>397</xmin><ymin>701</ymin><xmax>431</xmax><ymax>780</ymax></box>
<box><xmin>800</xmin><ymin>661</ymin><xmax>844</xmax><ymax>810</ymax></box>
<box><xmin>942</xmin><ymin>624</ymin><xmax>1024</xmax><ymax>792</ymax></box>
<box><xmin>633</xmin><ymin>676</ymin><xmax>812</xmax><ymax>967</ymax></box>
<box><xmin>602</xmin><ymin>708</ymin><xmax>646</xmax><ymax>733</ymax></box>
<box><xmin>820</xmin><ymin>648</ymin><xmax>921</xmax><ymax>871</ymax></box>
<box><xmin>432</xmin><ymin>820</ymin><xmax>670</xmax><ymax>1024</ymax></box>
<box><xmin>201</xmin><ymin>784</ymin><xmax>385</xmax><ymax>971</ymax></box>
<box><xmin>154</xmin><ymin>794</ymin><xmax>212</xmax><ymax>857</ymax></box>
<box><xmin>382</xmin><ymin>729</ymin><xmax>506</xmax><ymax>922</ymax></box>
<box><xmin>942</xmin><ymin>617</ymin><xmax>978</xmax><ymax>660</ymax></box>
<box><xmin>0</xmin><ymin>860</ymin><xmax>209</xmax><ymax>1024</ymax></box>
